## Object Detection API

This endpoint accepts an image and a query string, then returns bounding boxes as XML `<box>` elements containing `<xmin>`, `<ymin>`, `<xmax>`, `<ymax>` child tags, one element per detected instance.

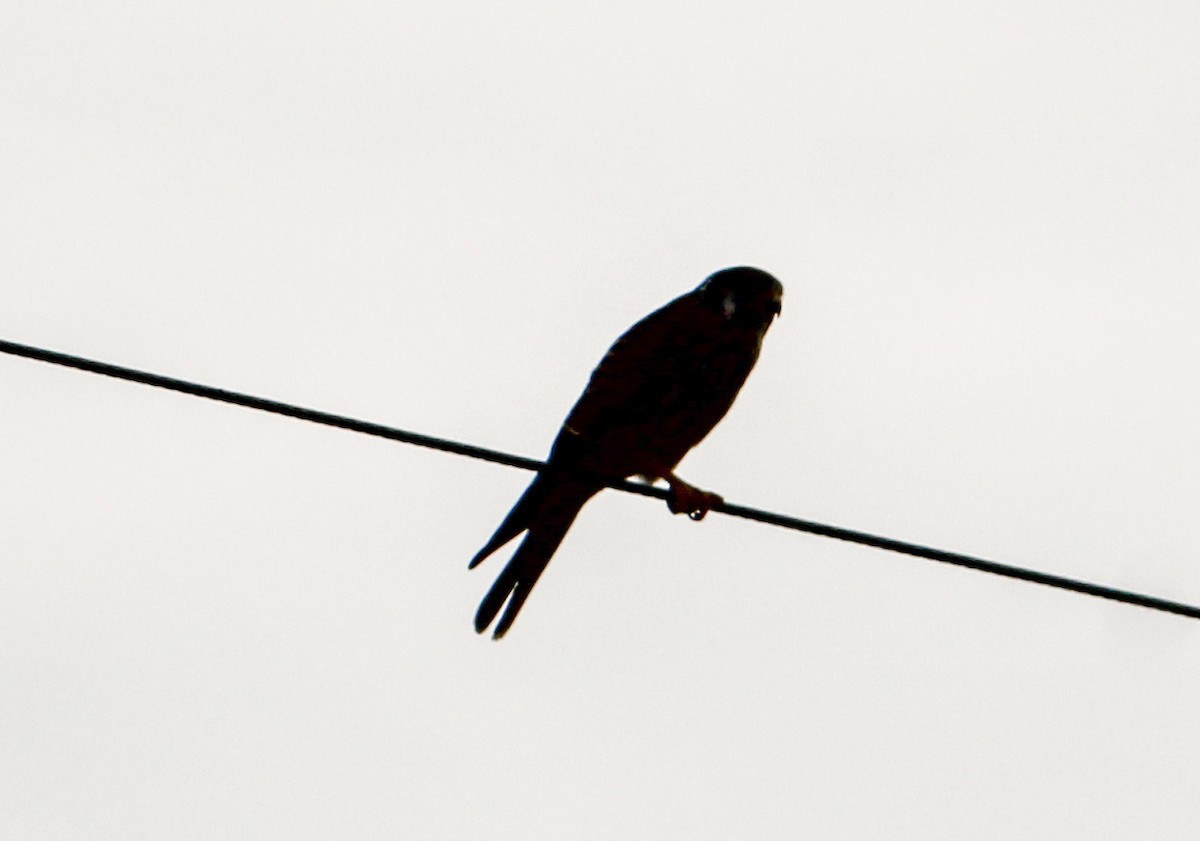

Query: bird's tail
<box><xmin>471</xmin><ymin>474</ymin><xmax>599</xmax><ymax>638</ymax></box>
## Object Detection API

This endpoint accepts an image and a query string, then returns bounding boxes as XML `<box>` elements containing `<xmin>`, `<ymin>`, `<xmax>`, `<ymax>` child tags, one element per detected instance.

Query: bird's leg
<box><xmin>663</xmin><ymin>472</ymin><xmax>724</xmax><ymax>521</ymax></box>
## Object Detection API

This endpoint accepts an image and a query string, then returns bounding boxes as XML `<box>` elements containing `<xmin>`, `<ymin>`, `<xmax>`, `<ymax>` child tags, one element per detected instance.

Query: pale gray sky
<box><xmin>3</xmin><ymin>2</ymin><xmax>1199</xmax><ymax>839</ymax></box>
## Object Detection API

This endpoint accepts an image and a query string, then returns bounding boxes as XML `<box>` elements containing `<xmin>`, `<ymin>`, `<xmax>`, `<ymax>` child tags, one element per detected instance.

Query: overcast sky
<box><xmin>3</xmin><ymin>2</ymin><xmax>1199</xmax><ymax>839</ymax></box>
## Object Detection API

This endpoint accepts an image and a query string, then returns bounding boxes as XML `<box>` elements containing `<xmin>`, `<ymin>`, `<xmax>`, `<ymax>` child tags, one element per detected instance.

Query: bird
<box><xmin>470</xmin><ymin>266</ymin><xmax>784</xmax><ymax>638</ymax></box>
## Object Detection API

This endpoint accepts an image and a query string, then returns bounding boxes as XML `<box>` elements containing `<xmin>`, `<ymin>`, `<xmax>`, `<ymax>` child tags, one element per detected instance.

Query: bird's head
<box><xmin>697</xmin><ymin>266</ymin><xmax>784</xmax><ymax>329</ymax></box>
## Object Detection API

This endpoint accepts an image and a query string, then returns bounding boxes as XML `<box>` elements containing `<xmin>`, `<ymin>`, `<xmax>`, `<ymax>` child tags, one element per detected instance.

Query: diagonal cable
<box><xmin>3</xmin><ymin>336</ymin><xmax>1198</xmax><ymax>621</ymax></box>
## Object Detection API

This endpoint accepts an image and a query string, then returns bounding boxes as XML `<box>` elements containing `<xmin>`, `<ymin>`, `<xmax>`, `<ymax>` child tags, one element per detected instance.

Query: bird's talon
<box><xmin>667</xmin><ymin>482</ymin><xmax>722</xmax><ymax>521</ymax></box>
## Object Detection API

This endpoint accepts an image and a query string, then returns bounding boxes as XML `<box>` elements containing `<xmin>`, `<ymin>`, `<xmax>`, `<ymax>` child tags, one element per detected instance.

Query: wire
<box><xmin>3</xmin><ymin>336</ymin><xmax>1198</xmax><ymax>622</ymax></box>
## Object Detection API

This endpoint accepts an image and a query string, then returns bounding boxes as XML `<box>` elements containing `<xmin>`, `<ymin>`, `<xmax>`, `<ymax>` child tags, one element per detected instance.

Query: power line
<box><xmin>3</xmin><ymin>336</ymin><xmax>1198</xmax><ymax>622</ymax></box>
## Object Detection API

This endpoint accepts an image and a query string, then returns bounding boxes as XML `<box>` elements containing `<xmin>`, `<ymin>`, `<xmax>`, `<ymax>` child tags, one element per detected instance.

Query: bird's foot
<box><xmin>666</xmin><ymin>476</ymin><xmax>724</xmax><ymax>521</ymax></box>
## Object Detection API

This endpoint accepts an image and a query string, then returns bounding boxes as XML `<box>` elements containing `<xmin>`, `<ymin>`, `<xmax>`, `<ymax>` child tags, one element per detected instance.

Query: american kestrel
<box><xmin>471</xmin><ymin>266</ymin><xmax>784</xmax><ymax>638</ymax></box>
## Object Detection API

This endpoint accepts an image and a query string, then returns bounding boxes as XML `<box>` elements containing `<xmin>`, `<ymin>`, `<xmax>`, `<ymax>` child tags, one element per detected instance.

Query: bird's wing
<box><xmin>561</xmin><ymin>292</ymin><xmax>696</xmax><ymax>441</ymax></box>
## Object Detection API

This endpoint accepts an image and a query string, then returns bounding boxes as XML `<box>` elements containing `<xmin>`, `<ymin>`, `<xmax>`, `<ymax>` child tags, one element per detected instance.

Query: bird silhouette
<box><xmin>470</xmin><ymin>266</ymin><xmax>784</xmax><ymax>638</ymax></box>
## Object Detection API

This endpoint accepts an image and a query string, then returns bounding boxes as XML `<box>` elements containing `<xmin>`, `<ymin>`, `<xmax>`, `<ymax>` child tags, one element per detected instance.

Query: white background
<box><xmin>3</xmin><ymin>2</ymin><xmax>1198</xmax><ymax>838</ymax></box>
